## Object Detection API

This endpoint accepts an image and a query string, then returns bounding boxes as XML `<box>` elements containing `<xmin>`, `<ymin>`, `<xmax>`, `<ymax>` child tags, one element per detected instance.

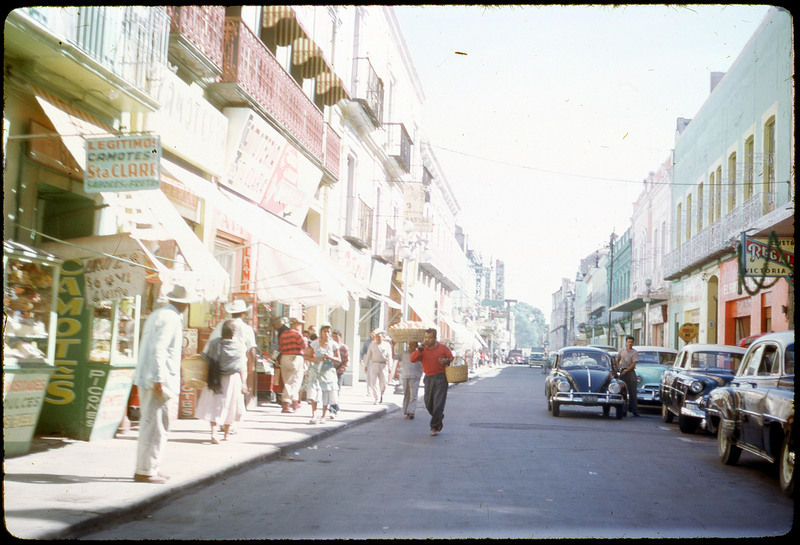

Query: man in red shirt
<box><xmin>278</xmin><ymin>317</ymin><xmax>308</xmax><ymax>413</ymax></box>
<box><xmin>410</xmin><ymin>328</ymin><xmax>453</xmax><ymax>436</ymax></box>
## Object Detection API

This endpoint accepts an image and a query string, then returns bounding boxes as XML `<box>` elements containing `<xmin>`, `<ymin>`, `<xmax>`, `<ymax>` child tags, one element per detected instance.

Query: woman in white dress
<box><xmin>307</xmin><ymin>324</ymin><xmax>341</xmax><ymax>424</ymax></box>
<box><xmin>196</xmin><ymin>320</ymin><xmax>248</xmax><ymax>443</ymax></box>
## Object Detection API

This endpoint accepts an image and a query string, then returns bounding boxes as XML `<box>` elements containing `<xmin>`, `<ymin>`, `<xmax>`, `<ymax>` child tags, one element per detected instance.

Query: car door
<box><xmin>663</xmin><ymin>350</ymin><xmax>686</xmax><ymax>410</ymax></box>
<box><xmin>737</xmin><ymin>343</ymin><xmax>779</xmax><ymax>448</ymax></box>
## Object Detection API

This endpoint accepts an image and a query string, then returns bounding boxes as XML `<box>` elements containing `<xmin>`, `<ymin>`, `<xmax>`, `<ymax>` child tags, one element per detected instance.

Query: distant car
<box><xmin>705</xmin><ymin>331</ymin><xmax>794</xmax><ymax>497</ymax></box>
<box><xmin>660</xmin><ymin>344</ymin><xmax>747</xmax><ymax>434</ymax></box>
<box><xmin>736</xmin><ymin>332</ymin><xmax>769</xmax><ymax>348</ymax></box>
<box><xmin>591</xmin><ymin>344</ymin><xmax>618</xmax><ymax>359</ymax></box>
<box><xmin>529</xmin><ymin>351</ymin><xmax>545</xmax><ymax>368</ymax></box>
<box><xmin>545</xmin><ymin>346</ymin><xmax>627</xmax><ymax>419</ymax></box>
<box><xmin>506</xmin><ymin>349</ymin><xmax>526</xmax><ymax>365</ymax></box>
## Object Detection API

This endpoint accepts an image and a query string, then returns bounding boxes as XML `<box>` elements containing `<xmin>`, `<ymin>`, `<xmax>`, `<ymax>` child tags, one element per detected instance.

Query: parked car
<box><xmin>631</xmin><ymin>346</ymin><xmax>678</xmax><ymax>406</ymax></box>
<box><xmin>705</xmin><ymin>331</ymin><xmax>794</xmax><ymax>497</ymax></box>
<box><xmin>736</xmin><ymin>332</ymin><xmax>769</xmax><ymax>348</ymax></box>
<box><xmin>545</xmin><ymin>346</ymin><xmax>627</xmax><ymax>418</ymax></box>
<box><xmin>529</xmin><ymin>350</ymin><xmax>545</xmax><ymax>368</ymax></box>
<box><xmin>660</xmin><ymin>344</ymin><xmax>747</xmax><ymax>434</ymax></box>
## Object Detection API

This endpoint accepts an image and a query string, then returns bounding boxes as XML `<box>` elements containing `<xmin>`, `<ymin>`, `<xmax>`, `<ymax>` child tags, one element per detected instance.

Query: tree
<box><xmin>513</xmin><ymin>302</ymin><xmax>547</xmax><ymax>348</ymax></box>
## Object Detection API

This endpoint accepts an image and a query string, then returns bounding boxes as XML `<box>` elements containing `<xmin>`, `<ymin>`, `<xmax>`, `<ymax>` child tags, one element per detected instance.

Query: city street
<box><xmin>82</xmin><ymin>366</ymin><xmax>793</xmax><ymax>540</ymax></box>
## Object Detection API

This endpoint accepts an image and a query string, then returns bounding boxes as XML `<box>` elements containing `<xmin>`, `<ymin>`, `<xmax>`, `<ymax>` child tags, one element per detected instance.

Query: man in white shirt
<box><xmin>133</xmin><ymin>285</ymin><xmax>198</xmax><ymax>483</ymax></box>
<box><xmin>363</xmin><ymin>329</ymin><xmax>392</xmax><ymax>404</ymax></box>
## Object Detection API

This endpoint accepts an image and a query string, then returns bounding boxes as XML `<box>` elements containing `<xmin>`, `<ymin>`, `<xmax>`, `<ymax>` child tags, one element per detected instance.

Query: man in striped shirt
<box><xmin>278</xmin><ymin>317</ymin><xmax>308</xmax><ymax>413</ymax></box>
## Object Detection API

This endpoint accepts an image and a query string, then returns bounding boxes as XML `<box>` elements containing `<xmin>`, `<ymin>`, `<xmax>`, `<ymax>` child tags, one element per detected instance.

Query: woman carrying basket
<box><xmin>410</xmin><ymin>328</ymin><xmax>453</xmax><ymax>436</ymax></box>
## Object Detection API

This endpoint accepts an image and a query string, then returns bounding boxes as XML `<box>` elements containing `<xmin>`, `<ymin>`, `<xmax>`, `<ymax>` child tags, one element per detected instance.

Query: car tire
<box><xmin>679</xmin><ymin>413</ymin><xmax>699</xmax><ymax>434</ymax></box>
<box><xmin>615</xmin><ymin>403</ymin><xmax>625</xmax><ymax>419</ymax></box>
<box><xmin>778</xmin><ymin>435</ymin><xmax>794</xmax><ymax>497</ymax></box>
<box><xmin>602</xmin><ymin>406</ymin><xmax>610</xmax><ymax>417</ymax></box>
<box><xmin>661</xmin><ymin>404</ymin><xmax>674</xmax><ymax>423</ymax></box>
<box><xmin>552</xmin><ymin>400</ymin><xmax>560</xmax><ymax>417</ymax></box>
<box><xmin>718</xmin><ymin>423</ymin><xmax>742</xmax><ymax>465</ymax></box>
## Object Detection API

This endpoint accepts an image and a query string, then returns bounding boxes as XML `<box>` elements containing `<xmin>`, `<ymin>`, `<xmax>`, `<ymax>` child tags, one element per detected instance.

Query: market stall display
<box><xmin>3</xmin><ymin>241</ymin><xmax>63</xmax><ymax>456</ymax></box>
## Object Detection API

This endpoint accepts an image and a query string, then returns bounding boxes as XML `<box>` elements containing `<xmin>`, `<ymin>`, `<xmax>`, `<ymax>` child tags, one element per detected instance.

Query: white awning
<box><xmin>33</xmin><ymin>88</ymin><xmax>229</xmax><ymax>301</ymax></box>
<box><xmin>162</xmin><ymin>160</ymin><xmax>364</xmax><ymax>308</ymax></box>
<box><xmin>101</xmin><ymin>189</ymin><xmax>230</xmax><ymax>301</ymax></box>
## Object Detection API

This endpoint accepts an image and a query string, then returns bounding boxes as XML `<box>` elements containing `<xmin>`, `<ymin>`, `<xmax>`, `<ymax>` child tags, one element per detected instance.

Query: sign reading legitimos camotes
<box><xmin>84</xmin><ymin>135</ymin><xmax>161</xmax><ymax>193</ymax></box>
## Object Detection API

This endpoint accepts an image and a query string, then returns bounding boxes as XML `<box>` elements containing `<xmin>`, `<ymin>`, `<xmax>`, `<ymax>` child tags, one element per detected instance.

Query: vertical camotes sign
<box><xmin>84</xmin><ymin>135</ymin><xmax>161</xmax><ymax>193</ymax></box>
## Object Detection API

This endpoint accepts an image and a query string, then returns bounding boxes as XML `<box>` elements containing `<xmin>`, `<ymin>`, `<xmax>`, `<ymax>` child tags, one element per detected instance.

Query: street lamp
<box><xmin>643</xmin><ymin>278</ymin><xmax>652</xmax><ymax>346</ymax></box>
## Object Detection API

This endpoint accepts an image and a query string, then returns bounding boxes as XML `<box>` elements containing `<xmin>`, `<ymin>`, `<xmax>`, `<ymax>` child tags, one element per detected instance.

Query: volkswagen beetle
<box><xmin>660</xmin><ymin>344</ymin><xmax>746</xmax><ymax>433</ymax></box>
<box><xmin>545</xmin><ymin>346</ymin><xmax>627</xmax><ymax>418</ymax></box>
<box><xmin>705</xmin><ymin>331</ymin><xmax>794</xmax><ymax>497</ymax></box>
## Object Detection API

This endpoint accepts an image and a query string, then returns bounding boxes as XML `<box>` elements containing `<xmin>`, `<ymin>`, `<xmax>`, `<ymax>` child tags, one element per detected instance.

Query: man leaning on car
<box><xmin>615</xmin><ymin>335</ymin><xmax>640</xmax><ymax>416</ymax></box>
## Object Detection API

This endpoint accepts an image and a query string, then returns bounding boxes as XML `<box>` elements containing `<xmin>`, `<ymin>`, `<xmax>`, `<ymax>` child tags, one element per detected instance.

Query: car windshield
<box><xmin>561</xmin><ymin>351</ymin><xmax>611</xmax><ymax>369</ymax></box>
<box><xmin>638</xmin><ymin>351</ymin><xmax>675</xmax><ymax>365</ymax></box>
<box><xmin>690</xmin><ymin>351</ymin><xmax>744</xmax><ymax>372</ymax></box>
<box><xmin>786</xmin><ymin>344</ymin><xmax>794</xmax><ymax>375</ymax></box>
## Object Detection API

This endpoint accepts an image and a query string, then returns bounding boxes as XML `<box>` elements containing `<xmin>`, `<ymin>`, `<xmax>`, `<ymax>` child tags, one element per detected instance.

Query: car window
<box><xmin>690</xmin><ymin>351</ymin><xmax>743</xmax><ymax>371</ymax></box>
<box><xmin>638</xmin><ymin>352</ymin><xmax>660</xmax><ymax>364</ymax></box>
<box><xmin>740</xmin><ymin>346</ymin><xmax>764</xmax><ymax>377</ymax></box>
<box><xmin>786</xmin><ymin>344</ymin><xmax>794</xmax><ymax>375</ymax></box>
<box><xmin>561</xmin><ymin>352</ymin><xmax>611</xmax><ymax>369</ymax></box>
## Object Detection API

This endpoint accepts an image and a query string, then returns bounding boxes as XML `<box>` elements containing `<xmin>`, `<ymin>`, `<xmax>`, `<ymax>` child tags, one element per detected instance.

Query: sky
<box><xmin>393</xmin><ymin>4</ymin><xmax>772</xmax><ymax>319</ymax></box>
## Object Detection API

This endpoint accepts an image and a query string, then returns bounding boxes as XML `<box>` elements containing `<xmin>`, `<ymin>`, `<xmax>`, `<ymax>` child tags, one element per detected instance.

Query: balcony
<box><xmin>341</xmin><ymin>57</ymin><xmax>384</xmax><ymax>131</ymax></box>
<box><xmin>166</xmin><ymin>6</ymin><xmax>224</xmax><ymax>79</ymax></box>
<box><xmin>344</xmin><ymin>198</ymin><xmax>374</xmax><ymax>250</ymax></box>
<box><xmin>6</xmin><ymin>7</ymin><xmax>169</xmax><ymax>111</ymax></box>
<box><xmin>663</xmin><ymin>193</ymin><xmax>769</xmax><ymax>280</ymax></box>
<box><xmin>323</xmin><ymin>123</ymin><xmax>342</xmax><ymax>181</ymax></box>
<box><xmin>216</xmin><ymin>17</ymin><xmax>324</xmax><ymax>164</ymax></box>
<box><xmin>385</xmin><ymin>123</ymin><xmax>412</xmax><ymax>174</ymax></box>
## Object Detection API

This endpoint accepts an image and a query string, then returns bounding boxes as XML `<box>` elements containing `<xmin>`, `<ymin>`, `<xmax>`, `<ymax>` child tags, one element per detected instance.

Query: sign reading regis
<box><xmin>85</xmin><ymin>135</ymin><xmax>161</xmax><ymax>193</ymax></box>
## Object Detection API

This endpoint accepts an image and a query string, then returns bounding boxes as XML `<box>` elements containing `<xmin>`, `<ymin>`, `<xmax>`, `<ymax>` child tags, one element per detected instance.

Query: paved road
<box><xmin>82</xmin><ymin>366</ymin><xmax>794</xmax><ymax>539</ymax></box>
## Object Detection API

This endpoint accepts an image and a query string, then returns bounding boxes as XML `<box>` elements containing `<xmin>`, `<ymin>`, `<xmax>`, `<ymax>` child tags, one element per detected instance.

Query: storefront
<box><xmin>3</xmin><ymin>241</ymin><xmax>63</xmax><ymax>456</ymax></box>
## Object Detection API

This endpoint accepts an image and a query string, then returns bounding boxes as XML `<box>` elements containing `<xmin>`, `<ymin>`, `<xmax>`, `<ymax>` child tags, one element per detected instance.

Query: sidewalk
<box><xmin>3</xmin><ymin>365</ymin><xmax>498</xmax><ymax>540</ymax></box>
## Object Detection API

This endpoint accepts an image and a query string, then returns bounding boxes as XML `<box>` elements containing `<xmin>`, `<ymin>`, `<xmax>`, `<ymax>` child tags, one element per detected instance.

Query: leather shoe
<box><xmin>134</xmin><ymin>473</ymin><xmax>168</xmax><ymax>484</ymax></box>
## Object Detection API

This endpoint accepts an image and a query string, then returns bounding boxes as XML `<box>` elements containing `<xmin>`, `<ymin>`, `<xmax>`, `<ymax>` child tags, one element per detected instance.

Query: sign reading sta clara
<box><xmin>84</xmin><ymin>135</ymin><xmax>161</xmax><ymax>193</ymax></box>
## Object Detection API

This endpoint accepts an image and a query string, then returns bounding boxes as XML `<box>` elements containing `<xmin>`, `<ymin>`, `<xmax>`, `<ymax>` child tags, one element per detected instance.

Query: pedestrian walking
<box><xmin>132</xmin><ymin>285</ymin><xmax>198</xmax><ymax>483</ymax></box>
<box><xmin>307</xmin><ymin>324</ymin><xmax>341</xmax><ymax>424</ymax></box>
<box><xmin>278</xmin><ymin>317</ymin><xmax>309</xmax><ymax>413</ymax></box>
<box><xmin>616</xmin><ymin>335</ymin><xmax>640</xmax><ymax>417</ymax></box>
<box><xmin>363</xmin><ymin>329</ymin><xmax>392</xmax><ymax>404</ymax></box>
<box><xmin>204</xmin><ymin>300</ymin><xmax>257</xmax><ymax>407</ymax></box>
<box><xmin>400</xmin><ymin>341</ymin><xmax>423</xmax><ymax>419</ymax></box>
<box><xmin>195</xmin><ymin>320</ymin><xmax>248</xmax><ymax>443</ymax></box>
<box><xmin>410</xmin><ymin>328</ymin><xmax>453</xmax><ymax>436</ymax></box>
<box><xmin>329</xmin><ymin>329</ymin><xmax>349</xmax><ymax>414</ymax></box>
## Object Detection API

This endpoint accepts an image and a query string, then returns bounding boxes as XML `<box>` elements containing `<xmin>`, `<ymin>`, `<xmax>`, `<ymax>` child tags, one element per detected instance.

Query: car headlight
<box><xmin>689</xmin><ymin>380</ymin><xmax>704</xmax><ymax>394</ymax></box>
<box><xmin>556</xmin><ymin>380</ymin><xmax>571</xmax><ymax>393</ymax></box>
<box><xmin>636</xmin><ymin>374</ymin><xmax>643</xmax><ymax>385</ymax></box>
<box><xmin>607</xmin><ymin>382</ymin><xmax>621</xmax><ymax>394</ymax></box>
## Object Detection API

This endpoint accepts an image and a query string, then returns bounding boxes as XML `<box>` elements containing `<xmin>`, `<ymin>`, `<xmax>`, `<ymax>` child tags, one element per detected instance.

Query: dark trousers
<box><xmin>621</xmin><ymin>371</ymin><xmax>638</xmax><ymax>414</ymax></box>
<box><xmin>423</xmin><ymin>373</ymin><xmax>448</xmax><ymax>430</ymax></box>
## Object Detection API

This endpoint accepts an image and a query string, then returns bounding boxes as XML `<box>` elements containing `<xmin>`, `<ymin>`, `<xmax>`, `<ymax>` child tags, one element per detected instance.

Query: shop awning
<box><xmin>101</xmin><ymin>189</ymin><xmax>230</xmax><ymax>301</ymax></box>
<box><xmin>262</xmin><ymin>5</ymin><xmax>306</xmax><ymax>46</ymax></box>
<box><xmin>161</xmin><ymin>160</ymin><xmax>364</xmax><ymax>308</ymax></box>
<box><xmin>316</xmin><ymin>70</ymin><xmax>350</xmax><ymax>106</ymax></box>
<box><xmin>32</xmin><ymin>88</ymin><xmax>229</xmax><ymax>301</ymax></box>
<box><xmin>442</xmin><ymin>317</ymin><xmax>486</xmax><ymax>349</ymax></box>
<box><xmin>33</xmin><ymin>86</ymin><xmax>115</xmax><ymax>171</ymax></box>
<box><xmin>292</xmin><ymin>37</ymin><xmax>329</xmax><ymax>78</ymax></box>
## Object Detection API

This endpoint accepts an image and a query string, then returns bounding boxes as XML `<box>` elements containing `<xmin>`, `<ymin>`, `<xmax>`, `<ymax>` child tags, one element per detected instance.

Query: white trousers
<box><xmin>135</xmin><ymin>387</ymin><xmax>173</xmax><ymax>477</ymax></box>
<box><xmin>366</xmin><ymin>362</ymin><xmax>388</xmax><ymax>401</ymax></box>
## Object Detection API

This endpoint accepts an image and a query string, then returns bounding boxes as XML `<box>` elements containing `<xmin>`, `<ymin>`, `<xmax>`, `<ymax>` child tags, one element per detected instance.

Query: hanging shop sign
<box><xmin>403</xmin><ymin>182</ymin><xmax>432</xmax><ymax>232</ymax></box>
<box><xmin>84</xmin><ymin>135</ymin><xmax>161</xmax><ymax>193</ymax></box>
<box><xmin>678</xmin><ymin>323</ymin><xmax>699</xmax><ymax>342</ymax></box>
<box><xmin>739</xmin><ymin>233</ymin><xmax>794</xmax><ymax>279</ymax></box>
